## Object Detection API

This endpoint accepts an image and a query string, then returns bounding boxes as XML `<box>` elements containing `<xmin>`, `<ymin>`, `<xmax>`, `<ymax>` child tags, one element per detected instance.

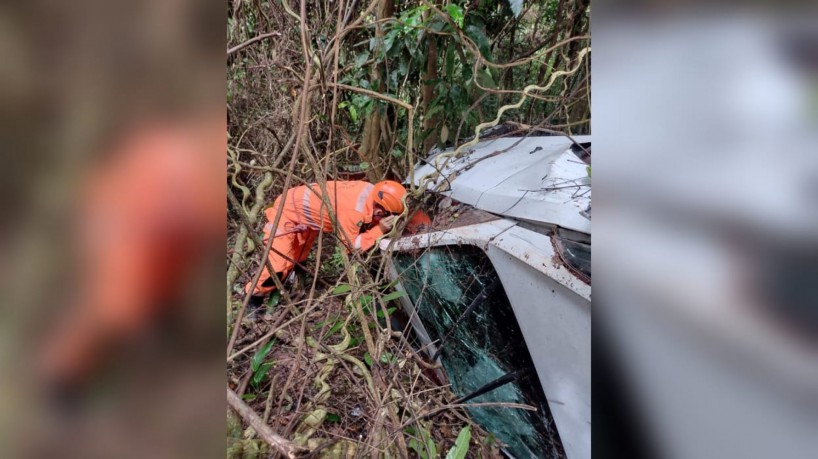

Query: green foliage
<box><xmin>364</xmin><ymin>351</ymin><xmax>397</xmax><ymax>367</ymax></box>
<box><xmin>333</xmin><ymin>0</ymin><xmax>589</xmax><ymax>153</ymax></box>
<box><xmin>406</xmin><ymin>425</ymin><xmax>438</xmax><ymax>459</ymax></box>
<box><xmin>267</xmin><ymin>290</ymin><xmax>281</xmax><ymax>310</ymax></box>
<box><xmin>445</xmin><ymin>425</ymin><xmax>472</xmax><ymax>459</ymax></box>
<box><xmin>332</xmin><ymin>283</ymin><xmax>352</xmax><ymax>295</ymax></box>
<box><xmin>465</xmin><ymin>25</ymin><xmax>492</xmax><ymax>61</ymax></box>
<box><xmin>322</xmin><ymin>246</ymin><xmax>346</xmax><ymax>278</ymax></box>
<box><xmin>445</xmin><ymin>4</ymin><xmax>465</xmax><ymax>29</ymax></box>
<box><xmin>250</xmin><ymin>339</ymin><xmax>276</xmax><ymax>389</ymax></box>
<box><xmin>382</xmin><ymin>290</ymin><xmax>407</xmax><ymax>302</ymax></box>
<box><xmin>377</xmin><ymin>307</ymin><xmax>397</xmax><ymax>319</ymax></box>
<box><xmin>337</xmin><ymin>92</ymin><xmax>371</xmax><ymax>125</ymax></box>
<box><xmin>354</xmin><ymin>289</ymin><xmax>403</xmax><ymax>320</ymax></box>
<box><xmin>358</xmin><ymin>294</ymin><xmax>374</xmax><ymax>310</ymax></box>
<box><xmin>313</xmin><ymin>315</ymin><xmax>345</xmax><ymax>339</ymax></box>
<box><xmin>228</xmin><ymin>0</ymin><xmax>590</xmax><ymax>453</ymax></box>
<box><xmin>338</xmin><ymin>101</ymin><xmax>358</xmax><ymax>123</ymax></box>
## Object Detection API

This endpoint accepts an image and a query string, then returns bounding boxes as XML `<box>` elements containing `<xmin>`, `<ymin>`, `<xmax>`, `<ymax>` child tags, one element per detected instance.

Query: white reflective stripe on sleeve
<box><xmin>355</xmin><ymin>184</ymin><xmax>374</xmax><ymax>213</ymax></box>
<box><xmin>301</xmin><ymin>188</ymin><xmax>319</xmax><ymax>228</ymax></box>
<box><xmin>353</xmin><ymin>234</ymin><xmax>363</xmax><ymax>250</ymax></box>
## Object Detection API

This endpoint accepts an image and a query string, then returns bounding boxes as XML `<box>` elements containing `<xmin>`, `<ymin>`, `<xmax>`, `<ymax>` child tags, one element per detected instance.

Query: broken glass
<box><xmin>394</xmin><ymin>246</ymin><xmax>565</xmax><ymax>459</ymax></box>
<box><xmin>554</xmin><ymin>237</ymin><xmax>591</xmax><ymax>283</ymax></box>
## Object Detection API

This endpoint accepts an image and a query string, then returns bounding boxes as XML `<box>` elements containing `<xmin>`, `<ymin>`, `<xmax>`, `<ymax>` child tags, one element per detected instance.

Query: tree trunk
<box><xmin>358</xmin><ymin>0</ymin><xmax>394</xmax><ymax>181</ymax></box>
<box><xmin>421</xmin><ymin>36</ymin><xmax>439</xmax><ymax>153</ymax></box>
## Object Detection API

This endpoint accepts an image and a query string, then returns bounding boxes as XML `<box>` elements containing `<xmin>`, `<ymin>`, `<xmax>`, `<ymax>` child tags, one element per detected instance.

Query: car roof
<box><xmin>410</xmin><ymin>135</ymin><xmax>591</xmax><ymax>234</ymax></box>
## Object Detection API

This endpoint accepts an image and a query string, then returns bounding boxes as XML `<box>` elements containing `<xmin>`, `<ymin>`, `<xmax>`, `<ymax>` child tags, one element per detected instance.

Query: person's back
<box><xmin>248</xmin><ymin>180</ymin><xmax>406</xmax><ymax>297</ymax></box>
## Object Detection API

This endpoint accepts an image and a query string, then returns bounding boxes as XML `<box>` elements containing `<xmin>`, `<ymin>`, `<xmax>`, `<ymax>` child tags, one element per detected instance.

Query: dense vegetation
<box><xmin>226</xmin><ymin>1</ymin><xmax>589</xmax><ymax>456</ymax></box>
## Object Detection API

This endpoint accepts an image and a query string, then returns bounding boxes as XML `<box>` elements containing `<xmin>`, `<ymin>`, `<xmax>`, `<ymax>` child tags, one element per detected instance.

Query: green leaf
<box><xmin>465</xmin><ymin>25</ymin><xmax>492</xmax><ymax>61</ymax></box>
<box><xmin>400</xmin><ymin>5</ymin><xmax>426</xmax><ymax>27</ymax></box>
<box><xmin>348</xmin><ymin>104</ymin><xmax>358</xmax><ymax>122</ymax></box>
<box><xmin>376</xmin><ymin>307</ymin><xmax>397</xmax><ymax>319</ymax></box>
<box><xmin>242</xmin><ymin>394</ymin><xmax>257</xmax><ymax>401</ymax></box>
<box><xmin>326</xmin><ymin>413</ymin><xmax>342</xmax><ymax>423</ymax></box>
<box><xmin>333</xmin><ymin>284</ymin><xmax>352</xmax><ymax>295</ymax></box>
<box><xmin>475</xmin><ymin>68</ymin><xmax>496</xmax><ymax>89</ymax></box>
<box><xmin>251</xmin><ymin>340</ymin><xmax>275</xmax><ymax>373</ymax></box>
<box><xmin>359</xmin><ymin>294</ymin><xmax>374</xmax><ymax>309</ymax></box>
<box><xmin>355</xmin><ymin>50</ymin><xmax>370</xmax><ymax>67</ymax></box>
<box><xmin>508</xmin><ymin>0</ymin><xmax>524</xmax><ymax>17</ymax></box>
<box><xmin>382</xmin><ymin>290</ymin><xmax>407</xmax><ymax>302</ymax></box>
<box><xmin>252</xmin><ymin>362</ymin><xmax>273</xmax><ymax>387</ymax></box>
<box><xmin>324</xmin><ymin>321</ymin><xmax>344</xmax><ymax>338</ymax></box>
<box><xmin>449</xmin><ymin>84</ymin><xmax>464</xmax><ymax>104</ymax></box>
<box><xmin>445</xmin><ymin>425</ymin><xmax>471</xmax><ymax>459</ymax></box>
<box><xmin>380</xmin><ymin>352</ymin><xmax>396</xmax><ymax>364</ymax></box>
<box><xmin>406</xmin><ymin>425</ymin><xmax>437</xmax><ymax>459</ymax></box>
<box><xmin>445</xmin><ymin>44</ymin><xmax>456</xmax><ymax>77</ymax></box>
<box><xmin>426</xmin><ymin>103</ymin><xmax>445</xmax><ymax>119</ymax></box>
<box><xmin>408</xmin><ymin>439</ymin><xmax>426</xmax><ymax>459</ymax></box>
<box><xmin>461</xmin><ymin>64</ymin><xmax>473</xmax><ymax>82</ymax></box>
<box><xmin>423</xmin><ymin>432</ymin><xmax>437</xmax><ymax>459</ymax></box>
<box><xmin>267</xmin><ymin>290</ymin><xmax>281</xmax><ymax>308</ymax></box>
<box><xmin>445</xmin><ymin>4</ymin><xmax>464</xmax><ymax>28</ymax></box>
<box><xmin>405</xmin><ymin>35</ymin><xmax>420</xmax><ymax>60</ymax></box>
<box><xmin>383</xmin><ymin>31</ymin><xmax>397</xmax><ymax>56</ymax></box>
<box><xmin>364</xmin><ymin>352</ymin><xmax>374</xmax><ymax>367</ymax></box>
<box><xmin>429</xmin><ymin>18</ymin><xmax>448</xmax><ymax>33</ymax></box>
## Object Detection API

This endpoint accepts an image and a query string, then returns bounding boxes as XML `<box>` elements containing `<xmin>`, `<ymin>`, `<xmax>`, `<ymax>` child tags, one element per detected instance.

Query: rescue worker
<box><xmin>246</xmin><ymin>180</ymin><xmax>408</xmax><ymax>302</ymax></box>
<box><xmin>38</xmin><ymin>115</ymin><xmax>226</xmax><ymax>391</ymax></box>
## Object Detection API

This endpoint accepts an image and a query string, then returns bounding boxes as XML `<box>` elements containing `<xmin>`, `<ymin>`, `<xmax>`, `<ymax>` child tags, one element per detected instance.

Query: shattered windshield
<box><xmin>393</xmin><ymin>246</ymin><xmax>565</xmax><ymax>459</ymax></box>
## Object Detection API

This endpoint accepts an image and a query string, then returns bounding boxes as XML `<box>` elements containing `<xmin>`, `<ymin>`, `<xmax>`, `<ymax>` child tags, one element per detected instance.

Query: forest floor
<box><xmin>226</xmin><ymin>231</ymin><xmax>503</xmax><ymax>458</ymax></box>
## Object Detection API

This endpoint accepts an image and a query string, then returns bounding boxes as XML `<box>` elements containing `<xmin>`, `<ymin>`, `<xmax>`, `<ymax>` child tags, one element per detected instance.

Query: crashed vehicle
<box><xmin>380</xmin><ymin>132</ymin><xmax>591</xmax><ymax>459</ymax></box>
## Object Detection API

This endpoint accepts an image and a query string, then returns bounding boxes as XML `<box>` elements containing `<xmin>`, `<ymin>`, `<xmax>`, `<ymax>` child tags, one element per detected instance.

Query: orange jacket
<box><xmin>39</xmin><ymin>116</ymin><xmax>225</xmax><ymax>387</ymax></box>
<box><xmin>268</xmin><ymin>181</ymin><xmax>385</xmax><ymax>251</ymax></box>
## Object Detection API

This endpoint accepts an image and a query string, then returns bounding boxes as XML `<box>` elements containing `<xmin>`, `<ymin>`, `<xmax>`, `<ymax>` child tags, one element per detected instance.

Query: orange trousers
<box><xmin>246</xmin><ymin>197</ymin><xmax>318</xmax><ymax>296</ymax></box>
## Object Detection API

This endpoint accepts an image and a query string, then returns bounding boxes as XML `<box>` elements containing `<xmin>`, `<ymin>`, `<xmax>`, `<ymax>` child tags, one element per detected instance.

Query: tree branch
<box><xmin>227</xmin><ymin>387</ymin><xmax>308</xmax><ymax>458</ymax></box>
<box><xmin>227</xmin><ymin>31</ymin><xmax>283</xmax><ymax>56</ymax></box>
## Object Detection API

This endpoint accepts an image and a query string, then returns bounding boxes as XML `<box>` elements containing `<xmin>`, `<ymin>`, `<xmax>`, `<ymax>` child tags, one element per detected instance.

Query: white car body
<box><xmin>381</xmin><ymin>134</ymin><xmax>591</xmax><ymax>459</ymax></box>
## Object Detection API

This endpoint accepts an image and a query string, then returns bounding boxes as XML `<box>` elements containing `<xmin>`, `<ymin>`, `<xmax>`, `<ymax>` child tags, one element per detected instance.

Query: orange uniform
<box><xmin>39</xmin><ymin>116</ymin><xmax>226</xmax><ymax>387</ymax></box>
<box><xmin>248</xmin><ymin>181</ymin><xmax>388</xmax><ymax>296</ymax></box>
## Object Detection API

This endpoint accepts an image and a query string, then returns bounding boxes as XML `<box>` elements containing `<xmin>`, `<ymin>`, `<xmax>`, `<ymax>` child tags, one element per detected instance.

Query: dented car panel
<box><xmin>414</xmin><ymin>135</ymin><xmax>591</xmax><ymax>234</ymax></box>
